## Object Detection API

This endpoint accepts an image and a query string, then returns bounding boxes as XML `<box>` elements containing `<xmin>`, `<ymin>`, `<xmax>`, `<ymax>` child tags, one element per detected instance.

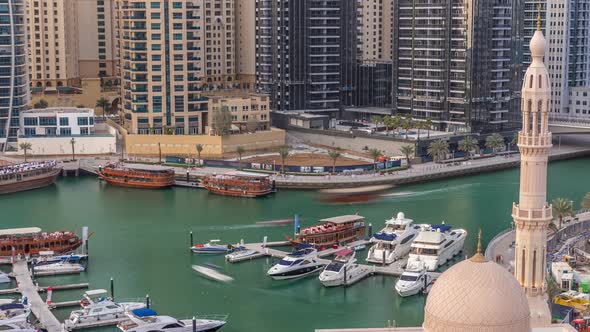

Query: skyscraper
<box><xmin>391</xmin><ymin>0</ymin><xmax>520</xmax><ymax>133</ymax></box>
<box><xmin>115</xmin><ymin>0</ymin><xmax>207</xmax><ymax>135</ymax></box>
<box><xmin>512</xmin><ymin>23</ymin><xmax>552</xmax><ymax>326</ymax></box>
<box><xmin>0</xmin><ymin>0</ymin><xmax>29</xmax><ymax>151</ymax></box>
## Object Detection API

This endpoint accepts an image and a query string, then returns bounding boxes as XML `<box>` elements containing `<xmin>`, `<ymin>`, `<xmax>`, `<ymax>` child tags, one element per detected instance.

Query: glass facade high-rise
<box><xmin>0</xmin><ymin>0</ymin><xmax>29</xmax><ymax>151</ymax></box>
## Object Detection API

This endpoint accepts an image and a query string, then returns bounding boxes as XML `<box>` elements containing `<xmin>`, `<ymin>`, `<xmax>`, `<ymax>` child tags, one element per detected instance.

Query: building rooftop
<box><xmin>320</xmin><ymin>215</ymin><xmax>365</xmax><ymax>224</ymax></box>
<box><xmin>21</xmin><ymin>107</ymin><xmax>94</xmax><ymax>115</ymax></box>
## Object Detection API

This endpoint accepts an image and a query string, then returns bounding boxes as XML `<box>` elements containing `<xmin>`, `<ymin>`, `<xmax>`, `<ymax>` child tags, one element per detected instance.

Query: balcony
<box><xmin>518</xmin><ymin>132</ymin><xmax>552</xmax><ymax>148</ymax></box>
<box><xmin>512</xmin><ymin>203</ymin><xmax>552</xmax><ymax>222</ymax></box>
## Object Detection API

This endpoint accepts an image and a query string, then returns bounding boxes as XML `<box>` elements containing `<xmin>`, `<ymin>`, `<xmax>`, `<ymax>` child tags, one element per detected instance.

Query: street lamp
<box><xmin>70</xmin><ymin>138</ymin><xmax>76</xmax><ymax>161</ymax></box>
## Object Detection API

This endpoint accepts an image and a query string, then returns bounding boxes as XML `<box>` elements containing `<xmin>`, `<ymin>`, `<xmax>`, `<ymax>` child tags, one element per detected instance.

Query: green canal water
<box><xmin>1</xmin><ymin>158</ymin><xmax>589</xmax><ymax>332</ymax></box>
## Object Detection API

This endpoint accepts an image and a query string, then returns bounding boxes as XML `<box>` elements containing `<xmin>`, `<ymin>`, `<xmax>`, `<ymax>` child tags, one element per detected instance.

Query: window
<box><xmin>24</xmin><ymin>128</ymin><xmax>36</xmax><ymax>136</ymax></box>
<box><xmin>151</xmin><ymin>13</ymin><xmax>160</xmax><ymax>19</ymax></box>
<box><xmin>80</xmin><ymin>127</ymin><xmax>89</xmax><ymax>135</ymax></box>
<box><xmin>39</xmin><ymin>117</ymin><xmax>57</xmax><ymax>126</ymax></box>
<box><xmin>150</xmin><ymin>2</ymin><xmax>160</xmax><ymax>8</ymax></box>
<box><xmin>77</xmin><ymin>117</ymin><xmax>89</xmax><ymax>126</ymax></box>
<box><xmin>60</xmin><ymin>127</ymin><xmax>71</xmax><ymax>136</ymax></box>
<box><xmin>24</xmin><ymin>117</ymin><xmax>38</xmax><ymax>126</ymax></box>
<box><xmin>59</xmin><ymin>117</ymin><xmax>68</xmax><ymax>126</ymax></box>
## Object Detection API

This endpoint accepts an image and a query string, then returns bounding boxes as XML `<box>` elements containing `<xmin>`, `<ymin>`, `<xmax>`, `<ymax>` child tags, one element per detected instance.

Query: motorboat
<box><xmin>64</xmin><ymin>290</ymin><xmax>146</xmax><ymax>330</ymax></box>
<box><xmin>0</xmin><ymin>320</ymin><xmax>37</xmax><ymax>332</ymax></box>
<box><xmin>117</xmin><ymin>308</ymin><xmax>226</xmax><ymax>332</ymax></box>
<box><xmin>32</xmin><ymin>251</ymin><xmax>88</xmax><ymax>266</ymax></box>
<box><xmin>319</xmin><ymin>249</ymin><xmax>368</xmax><ymax>287</ymax></box>
<box><xmin>192</xmin><ymin>265</ymin><xmax>234</xmax><ymax>283</ymax></box>
<box><xmin>33</xmin><ymin>261</ymin><xmax>85</xmax><ymax>274</ymax></box>
<box><xmin>0</xmin><ymin>303</ymin><xmax>31</xmax><ymax>323</ymax></box>
<box><xmin>0</xmin><ymin>272</ymin><xmax>9</xmax><ymax>284</ymax></box>
<box><xmin>394</xmin><ymin>262</ymin><xmax>433</xmax><ymax>297</ymax></box>
<box><xmin>225</xmin><ymin>246</ymin><xmax>258</xmax><ymax>262</ymax></box>
<box><xmin>366</xmin><ymin>212</ymin><xmax>421</xmax><ymax>264</ymax></box>
<box><xmin>406</xmin><ymin>224</ymin><xmax>467</xmax><ymax>271</ymax></box>
<box><xmin>267</xmin><ymin>244</ymin><xmax>326</xmax><ymax>280</ymax></box>
<box><xmin>190</xmin><ymin>240</ymin><xmax>230</xmax><ymax>254</ymax></box>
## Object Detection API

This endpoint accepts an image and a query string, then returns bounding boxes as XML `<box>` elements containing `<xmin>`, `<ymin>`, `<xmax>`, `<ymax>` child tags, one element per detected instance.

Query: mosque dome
<box><xmin>423</xmin><ymin>240</ymin><xmax>530</xmax><ymax>332</ymax></box>
<box><xmin>530</xmin><ymin>30</ymin><xmax>547</xmax><ymax>60</ymax></box>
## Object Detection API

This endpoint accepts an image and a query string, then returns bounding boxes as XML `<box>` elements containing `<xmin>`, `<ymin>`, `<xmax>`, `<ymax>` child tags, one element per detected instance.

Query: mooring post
<box><xmin>145</xmin><ymin>294</ymin><xmax>150</xmax><ymax>308</ymax></box>
<box><xmin>190</xmin><ymin>231</ymin><xmax>194</xmax><ymax>247</ymax></box>
<box><xmin>110</xmin><ymin>277</ymin><xmax>115</xmax><ymax>300</ymax></box>
<box><xmin>192</xmin><ymin>317</ymin><xmax>197</xmax><ymax>332</ymax></box>
<box><xmin>382</xmin><ymin>250</ymin><xmax>386</xmax><ymax>267</ymax></box>
<box><xmin>343</xmin><ymin>265</ymin><xmax>347</xmax><ymax>287</ymax></box>
<box><xmin>186</xmin><ymin>169</ymin><xmax>190</xmax><ymax>182</ymax></box>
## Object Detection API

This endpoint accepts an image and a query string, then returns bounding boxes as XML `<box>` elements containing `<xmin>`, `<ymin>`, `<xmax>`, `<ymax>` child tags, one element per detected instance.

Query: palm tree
<box><xmin>485</xmin><ymin>133</ymin><xmax>505</xmax><ymax>155</ymax></box>
<box><xmin>582</xmin><ymin>192</ymin><xmax>590</xmax><ymax>210</ymax></box>
<box><xmin>19</xmin><ymin>142</ymin><xmax>32</xmax><ymax>162</ymax></box>
<box><xmin>415</xmin><ymin>122</ymin><xmax>424</xmax><ymax>141</ymax></box>
<box><xmin>403</xmin><ymin>114</ymin><xmax>413</xmax><ymax>139</ymax></box>
<box><xmin>371</xmin><ymin>115</ymin><xmax>382</xmax><ymax>129</ymax></box>
<box><xmin>393</xmin><ymin>115</ymin><xmax>402</xmax><ymax>136</ymax></box>
<box><xmin>369</xmin><ymin>148</ymin><xmax>382</xmax><ymax>173</ymax></box>
<box><xmin>400</xmin><ymin>145</ymin><xmax>415</xmax><ymax>167</ymax></box>
<box><xmin>95</xmin><ymin>97</ymin><xmax>110</xmax><ymax>119</ymax></box>
<box><xmin>425</xmin><ymin>118</ymin><xmax>433</xmax><ymax>139</ymax></box>
<box><xmin>552</xmin><ymin>198</ymin><xmax>574</xmax><ymax>229</ymax></box>
<box><xmin>383</xmin><ymin>115</ymin><xmax>393</xmax><ymax>135</ymax></box>
<box><xmin>236</xmin><ymin>146</ymin><xmax>245</xmax><ymax>170</ymax></box>
<box><xmin>158</xmin><ymin>142</ymin><xmax>162</xmax><ymax>164</ymax></box>
<box><xmin>458</xmin><ymin>136</ymin><xmax>478</xmax><ymax>159</ymax></box>
<box><xmin>427</xmin><ymin>140</ymin><xmax>449</xmax><ymax>163</ymax></box>
<box><xmin>328</xmin><ymin>149</ymin><xmax>341</xmax><ymax>174</ymax></box>
<box><xmin>195</xmin><ymin>144</ymin><xmax>203</xmax><ymax>167</ymax></box>
<box><xmin>278</xmin><ymin>145</ymin><xmax>290</xmax><ymax>174</ymax></box>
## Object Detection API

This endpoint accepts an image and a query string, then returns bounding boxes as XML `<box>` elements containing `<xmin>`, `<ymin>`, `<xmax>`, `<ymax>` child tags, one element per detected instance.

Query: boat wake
<box><xmin>192</xmin><ymin>223</ymin><xmax>287</xmax><ymax>231</ymax></box>
<box><xmin>381</xmin><ymin>183</ymin><xmax>478</xmax><ymax>199</ymax></box>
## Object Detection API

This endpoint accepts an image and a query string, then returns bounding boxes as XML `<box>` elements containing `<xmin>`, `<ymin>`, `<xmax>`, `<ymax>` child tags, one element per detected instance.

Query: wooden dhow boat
<box><xmin>0</xmin><ymin>160</ymin><xmax>61</xmax><ymax>194</ymax></box>
<box><xmin>0</xmin><ymin>227</ymin><xmax>82</xmax><ymax>257</ymax></box>
<box><xmin>97</xmin><ymin>163</ymin><xmax>175</xmax><ymax>189</ymax></box>
<box><xmin>290</xmin><ymin>215</ymin><xmax>366</xmax><ymax>249</ymax></box>
<box><xmin>202</xmin><ymin>171</ymin><xmax>275</xmax><ymax>198</ymax></box>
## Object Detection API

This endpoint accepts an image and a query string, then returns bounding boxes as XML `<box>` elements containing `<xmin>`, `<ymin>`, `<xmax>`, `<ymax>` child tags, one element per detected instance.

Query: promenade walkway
<box><xmin>13</xmin><ymin>260</ymin><xmax>62</xmax><ymax>332</ymax></box>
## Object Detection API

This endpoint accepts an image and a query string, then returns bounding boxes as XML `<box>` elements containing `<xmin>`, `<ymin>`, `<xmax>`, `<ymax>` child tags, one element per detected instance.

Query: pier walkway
<box><xmin>13</xmin><ymin>260</ymin><xmax>62</xmax><ymax>332</ymax></box>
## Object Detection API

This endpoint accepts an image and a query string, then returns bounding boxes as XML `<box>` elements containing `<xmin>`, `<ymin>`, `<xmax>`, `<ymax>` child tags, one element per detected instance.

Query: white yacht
<box><xmin>267</xmin><ymin>244</ymin><xmax>326</xmax><ymax>280</ymax></box>
<box><xmin>225</xmin><ymin>246</ymin><xmax>258</xmax><ymax>262</ymax></box>
<box><xmin>64</xmin><ymin>290</ymin><xmax>146</xmax><ymax>330</ymax></box>
<box><xmin>0</xmin><ymin>272</ymin><xmax>9</xmax><ymax>284</ymax></box>
<box><xmin>319</xmin><ymin>249</ymin><xmax>368</xmax><ymax>287</ymax></box>
<box><xmin>33</xmin><ymin>261</ymin><xmax>85</xmax><ymax>274</ymax></box>
<box><xmin>0</xmin><ymin>321</ymin><xmax>37</xmax><ymax>332</ymax></box>
<box><xmin>394</xmin><ymin>262</ymin><xmax>433</xmax><ymax>297</ymax></box>
<box><xmin>406</xmin><ymin>224</ymin><xmax>467</xmax><ymax>271</ymax></box>
<box><xmin>0</xmin><ymin>303</ymin><xmax>31</xmax><ymax>323</ymax></box>
<box><xmin>117</xmin><ymin>308</ymin><xmax>226</xmax><ymax>332</ymax></box>
<box><xmin>366</xmin><ymin>212</ymin><xmax>421</xmax><ymax>264</ymax></box>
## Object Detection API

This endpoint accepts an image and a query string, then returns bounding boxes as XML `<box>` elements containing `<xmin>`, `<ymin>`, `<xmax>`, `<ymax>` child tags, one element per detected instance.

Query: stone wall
<box><xmin>125</xmin><ymin>128</ymin><xmax>286</xmax><ymax>157</ymax></box>
<box><xmin>18</xmin><ymin>124</ymin><xmax>117</xmax><ymax>156</ymax></box>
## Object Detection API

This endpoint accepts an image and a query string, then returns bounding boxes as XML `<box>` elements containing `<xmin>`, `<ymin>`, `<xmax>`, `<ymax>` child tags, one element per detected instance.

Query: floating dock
<box><xmin>65</xmin><ymin>317</ymin><xmax>130</xmax><ymax>331</ymax></box>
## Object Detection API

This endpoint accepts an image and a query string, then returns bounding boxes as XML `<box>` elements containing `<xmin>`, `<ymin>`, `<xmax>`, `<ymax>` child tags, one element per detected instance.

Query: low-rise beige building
<box><xmin>207</xmin><ymin>94</ymin><xmax>270</xmax><ymax>133</ymax></box>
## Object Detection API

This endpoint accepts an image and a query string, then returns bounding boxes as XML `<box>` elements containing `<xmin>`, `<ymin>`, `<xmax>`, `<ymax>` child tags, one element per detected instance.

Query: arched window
<box><xmin>36</xmin><ymin>82</ymin><xmax>42</xmax><ymax>87</ymax></box>
<box><xmin>521</xmin><ymin>249</ymin><xmax>526</xmax><ymax>284</ymax></box>
<box><xmin>527</xmin><ymin>99</ymin><xmax>532</xmax><ymax>113</ymax></box>
<box><xmin>529</xmin><ymin>75</ymin><xmax>533</xmax><ymax>88</ymax></box>
<box><xmin>532</xmin><ymin>250</ymin><xmax>537</xmax><ymax>288</ymax></box>
<box><xmin>538</xmin><ymin>100</ymin><xmax>543</xmax><ymax>113</ymax></box>
<box><xmin>538</xmin><ymin>75</ymin><xmax>543</xmax><ymax>89</ymax></box>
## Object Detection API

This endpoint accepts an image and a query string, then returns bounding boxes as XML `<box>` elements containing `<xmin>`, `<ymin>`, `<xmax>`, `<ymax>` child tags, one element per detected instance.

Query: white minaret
<box><xmin>512</xmin><ymin>11</ymin><xmax>553</xmax><ymax>326</ymax></box>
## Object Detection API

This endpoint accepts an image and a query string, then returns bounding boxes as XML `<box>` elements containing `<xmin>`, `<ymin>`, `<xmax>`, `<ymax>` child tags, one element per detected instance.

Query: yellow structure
<box><xmin>30</xmin><ymin>79</ymin><xmax>119</xmax><ymax>114</ymax></box>
<box><xmin>360</xmin><ymin>0</ymin><xmax>393</xmax><ymax>63</ymax></box>
<box><xmin>124</xmin><ymin>128</ymin><xmax>285</xmax><ymax>156</ymax></box>
<box><xmin>207</xmin><ymin>93</ymin><xmax>270</xmax><ymax>132</ymax></box>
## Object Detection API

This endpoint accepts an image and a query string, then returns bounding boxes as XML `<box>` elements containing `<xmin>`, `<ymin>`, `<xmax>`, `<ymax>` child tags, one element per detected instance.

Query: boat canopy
<box><xmin>0</xmin><ymin>227</ymin><xmax>42</xmax><ymax>237</ymax></box>
<box><xmin>225</xmin><ymin>170</ymin><xmax>269</xmax><ymax>178</ymax></box>
<box><xmin>295</xmin><ymin>243</ymin><xmax>314</xmax><ymax>251</ymax></box>
<box><xmin>0</xmin><ymin>303</ymin><xmax>25</xmax><ymax>310</ymax></box>
<box><xmin>119</xmin><ymin>163</ymin><xmax>173</xmax><ymax>172</ymax></box>
<box><xmin>38</xmin><ymin>251</ymin><xmax>55</xmax><ymax>256</ymax></box>
<box><xmin>85</xmin><ymin>289</ymin><xmax>108</xmax><ymax>296</ymax></box>
<box><xmin>132</xmin><ymin>308</ymin><xmax>158</xmax><ymax>317</ymax></box>
<box><xmin>431</xmin><ymin>224</ymin><xmax>452</xmax><ymax>232</ymax></box>
<box><xmin>320</xmin><ymin>215</ymin><xmax>365</xmax><ymax>224</ymax></box>
<box><xmin>335</xmin><ymin>248</ymin><xmax>354</xmax><ymax>257</ymax></box>
<box><xmin>373</xmin><ymin>233</ymin><xmax>397</xmax><ymax>241</ymax></box>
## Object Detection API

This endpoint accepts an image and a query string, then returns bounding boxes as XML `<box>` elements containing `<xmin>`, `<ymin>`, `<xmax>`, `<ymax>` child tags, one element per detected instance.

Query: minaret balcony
<box><xmin>512</xmin><ymin>203</ymin><xmax>553</xmax><ymax>222</ymax></box>
<box><xmin>518</xmin><ymin>132</ymin><xmax>552</xmax><ymax>148</ymax></box>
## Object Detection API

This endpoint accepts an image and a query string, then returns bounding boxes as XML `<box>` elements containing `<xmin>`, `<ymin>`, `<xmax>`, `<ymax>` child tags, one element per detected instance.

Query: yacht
<box><xmin>267</xmin><ymin>244</ymin><xmax>326</xmax><ymax>280</ymax></box>
<box><xmin>394</xmin><ymin>262</ymin><xmax>433</xmax><ymax>297</ymax></box>
<box><xmin>0</xmin><ymin>321</ymin><xmax>37</xmax><ymax>332</ymax></box>
<box><xmin>190</xmin><ymin>240</ymin><xmax>230</xmax><ymax>254</ymax></box>
<box><xmin>33</xmin><ymin>261</ymin><xmax>85</xmax><ymax>274</ymax></box>
<box><xmin>64</xmin><ymin>290</ymin><xmax>146</xmax><ymax>330</ymax></box>
<box><xmin>117</xmin><ymin>308</ymin><xmax>226</xmax><ymax>332</ymax></box>
<box><xmin>406</xmin><ymin>224</ymin><xmax>467</xmax><ymax>271</ymax></box>
<box><xmin>0</xmin><ymin>272</ymin><xmax>9</xmax><ymax>284</ymax></box>
<box><xmin>319</xmin><ymin>249</ymin><xmax>368</xmax><ymax>287</ymax></box>
<box><xmin>0</xmin><ymin>303</ymin><xmax>31</xmax><ymax>323</ymax></box>
<box><xmin>225</xmin><ymin>246</ymin><xmax>258</xmax><ymax>262</ymax></box>
<box><xmin>366</xmin><ymin>212</ymin><xmax>421</xmax><ymax>264</ymax></box>
<box><xmin>32</xmin><ymin>252</ymin><xmax>87</xmax><ymax>266</ymax></box>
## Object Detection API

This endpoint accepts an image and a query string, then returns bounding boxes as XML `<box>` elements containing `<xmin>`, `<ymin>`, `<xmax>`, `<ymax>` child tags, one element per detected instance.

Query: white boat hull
<box><xmin>0</xmin><ymin>273</ymin><xmax>10</xmax><ymax>284</ymax></box>
<box><xmin>408</xmin><ymin>235</ymin><xmax>466</xmax><ymax>271</ymax></box>
<box><xmin>269</xmin><ymin>265</ymin><xmax>324</xmax><ymax>280</ymax></box>
<box><xmin>319</xmin><ymin>266</ymin><xmax>368</xmax><ymax>287</ymax></box>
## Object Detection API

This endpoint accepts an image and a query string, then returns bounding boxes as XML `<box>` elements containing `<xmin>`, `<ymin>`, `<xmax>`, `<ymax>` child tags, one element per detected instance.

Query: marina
<box><xmin>0</xmin><ymin>157</ymin><xmax>588</xmax><ymax>332</ymax></box>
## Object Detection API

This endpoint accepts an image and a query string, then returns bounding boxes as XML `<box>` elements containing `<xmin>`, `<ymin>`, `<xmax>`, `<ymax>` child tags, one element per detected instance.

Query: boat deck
<box><xmin>65</xmin><ymin>317</ymin><xmax>130</xmax><ymax>331</ymax></box>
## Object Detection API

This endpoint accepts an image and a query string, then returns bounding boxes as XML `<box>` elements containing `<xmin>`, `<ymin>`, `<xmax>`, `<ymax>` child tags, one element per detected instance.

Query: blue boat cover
<box><xmin>132</xmin><ymin>308</ymin><xmax>157</xmax><ymax>317</ymax></box>
<box><xmin>0</xmin><ymin>303</ymin><xmax>24</xmax><ymax>310</ymax></box>
<box><xmin>373</xmin><ymin>233</ymin><xmax>397</xmax><ymax>241</ymax></box>
<box><xmin>295</xmin><ymin>244</ymin><xmax>313</xmax><ymax>250</ymax></box>
<box><xmin>290</xmin><ymin>248</ymin><xmax>314</xmax><ymax>256</ymax></box>
<box><xmin>431</xmin><ymin>224</ymin><xmax>452</xmax><ymax>232</ymax></box>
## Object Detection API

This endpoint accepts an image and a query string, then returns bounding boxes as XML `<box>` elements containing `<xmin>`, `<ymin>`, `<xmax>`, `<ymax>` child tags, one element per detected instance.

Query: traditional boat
<box><xmin>291</xmin><ymin>215</ymin><xmax>366</xmax><ymax>249</ymax></box>
<box><xmin>319</xmin><ymin>185</ymin><xmax>393</xmax><ymax>204</ymax></box>
<box><xmin>0</xmin><ymin>161</ymin><xmax>61</xmax><ymax>195</ymax></box>
<box><xmin>0</xmin><ymin>227</ymin><xmax>82</xmax><ymax>257</ymax></box>
<box><xmin>97</xmin><ymin>163</ymin><xmax>175</xmax><ymax>189</ymax></box>
<box><xmin>202</xmin><ymin>171</ymin><xmax>274</xmax><ymax>198</ymax></box>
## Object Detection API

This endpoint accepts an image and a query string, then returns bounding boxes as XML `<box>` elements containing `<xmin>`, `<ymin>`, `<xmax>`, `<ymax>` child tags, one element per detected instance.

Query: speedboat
<box><xmin>225</xmin><ymin>246</ymin><xmax>258</xmax><ymax>262</ymax></box>
<box><xmin>366</xmin><ymin>212</ymin><xmax>421</xmax><ymax>264</ymax></box>
<box><xmin>64</xmin><ymin>290</ymin><xmax>146</xmax><ymax>330</ymax></box>
<box><xmin>406</xmin><ymin>224</ymin><xmax>467</xmax><ymax>271</ymax></box>
<box><xmin>0</xmin><ymin>272</ymin><xmax>9</xmax><ymax>284</ymax></box>
<box><xmin>190</xmin><ymin>240</ymin><xmax>230</xmax><ymax>254</ymax></box>
<box><xmin>117</xmin><ymin>308</ymin><xmax>226</xmax><ymax>332</ymax></box>
<box><xmin>32</xmin><ymin>251</ymin><xmax>87</xmax><ymax>266</ymax></box>
<box><xmin>319</xmin><ymin>249</ymin><xmax>368</xmax><ymax>287</ymax></box>
<box><xmin>0</xmin><ymin>303</ymin><xmax>31</xmax><ymax>323</ymax></box>
<box><xmin>395</xmin><ymin>262</ymin><xmax>433</xmax><ymax>297</ymax></box>
<box><xmin>267</xmin><ymin>244</ymin><xmax>326</xmax><ymax>280</ymax></box>
<box><xmin>33</xmin><ymin>261</ymin><xmax>85</xmax><ymax>274</ymax></box>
